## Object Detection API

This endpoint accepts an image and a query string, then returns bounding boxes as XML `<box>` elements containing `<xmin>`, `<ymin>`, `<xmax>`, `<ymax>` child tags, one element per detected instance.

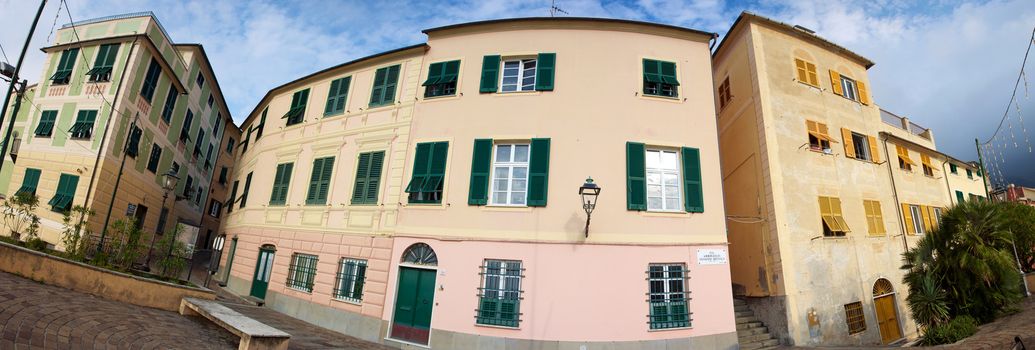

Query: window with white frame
<box><xmin>334</xmin><ymin>258</ymin><xmax>367</xmax><ymax>302</ymax></box>
<box><xmin>209</xmin><ymin>200</ymin><xmax>222</xmax><ymax>218</ymax></box>
<box><xmin>909</xmin><ymin>205</ymin><xmax>926</xmax><ymax>235</ymax></box>
<box><xmin>840</xmin><ymin>76</ymin><xmax>859</xmax><ymax>101</ymax></box>
<box><xmin>933</xmin><ymin>207</ymin><xmax>943</xmax><ymax>227</ymax></box>
<box><xmin>646</xmin><ymin>149</ymin><xmax>682</xmax><ymax>211</ymax></box>
<box><xmin>490</xmin><ymin>144</ymin><xmax>529</xmax><ymax>206</ymax></box>
<box><xmin>476</xmin><ymin>259</ymin><xmax>523</xmax><ymax>328</ymax></box>
<box><xmin>286</xmin><ymin>253</ymin><xmax>318</xmax><ymax>293</ymax></box>
<box><xmin>851</xmin><ymin>132</ymin><xmax>871</xmax><ymax>161</ymax></box>
<box><xmin>500</xmin><ymin>59</ymin><xmax>536</xmax><ymax>92</ymax></box>
<box><xmin>647</xmin><ymin>263</ymin><xmax>691</xmax><ymax>330</ymax></box>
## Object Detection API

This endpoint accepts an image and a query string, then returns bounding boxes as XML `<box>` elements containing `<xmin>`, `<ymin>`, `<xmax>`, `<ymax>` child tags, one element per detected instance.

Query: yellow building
<box><xmin>712</xmin><ymin>12</ymin><xmax>983</xmax><ymax>346</ymax></box>
<box><xmin>219</xmin><ymin>17</ymin><xmax>739</xmax><ymax>349</ymax></box>
<box><xmin>0</xmin><ymin>12</ymin><xmax>232</xmax><ymax>261</ymax></box>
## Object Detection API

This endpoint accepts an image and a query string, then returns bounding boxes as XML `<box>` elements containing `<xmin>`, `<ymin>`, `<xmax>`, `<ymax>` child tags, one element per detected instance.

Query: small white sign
<box><xmin>697</xmin><ymin>249</ymin><xmax>728</xmax><ymax>265</ymax></box>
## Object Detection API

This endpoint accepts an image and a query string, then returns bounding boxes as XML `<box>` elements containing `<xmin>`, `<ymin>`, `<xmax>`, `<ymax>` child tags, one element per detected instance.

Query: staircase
<box><xmin>734</xmin><ymin>298</ymin><xmax>779</xmax><ymax>350</ymax></box>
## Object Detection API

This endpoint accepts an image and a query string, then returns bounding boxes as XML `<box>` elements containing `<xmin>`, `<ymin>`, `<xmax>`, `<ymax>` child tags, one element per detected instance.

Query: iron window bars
<box><xmin>476</xmin><ymin>259</ymin><xmax>524</xmax><ymax>328</ymax></box>
<box><xmin>286</xmin><ymin>253</ymin><xmax>318</xmax><ymax>293</ymax></box>
<box><xmin>333</xmin><ymin>258</ymin><xmax>367</xmax><ymax>302</ymax></box>
<box><xmin>647</xmin><ymin>263</ymin><xmax>692</xmax><ymax>330</ymax></box>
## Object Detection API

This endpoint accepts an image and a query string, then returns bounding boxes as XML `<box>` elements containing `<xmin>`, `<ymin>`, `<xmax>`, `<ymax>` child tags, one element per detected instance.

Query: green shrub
<box><xmin>60</xmin><ymin>205</ymin><xmax>94</xmax><ymax>261</ymax></box>
<box><xmin>24</xmin><ymin>236</ymin><xmax>48</xmax><ymax>252</ymax></box>
<box><xmin>921</xmin><ymin>315</ymin><xmax>978</xmax><ymax>345</ymax></box>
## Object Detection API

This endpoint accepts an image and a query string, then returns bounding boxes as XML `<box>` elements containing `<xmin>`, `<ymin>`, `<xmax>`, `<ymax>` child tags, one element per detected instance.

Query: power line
<box><xmin>982</xmin><ymin>25</ymin><xmax>1035</xmax><ymax>145</ymax></box>
<box><xmin>0</xmin><ymin>42</ymin><xmax>11</xmax><ymax>65</ymax></box>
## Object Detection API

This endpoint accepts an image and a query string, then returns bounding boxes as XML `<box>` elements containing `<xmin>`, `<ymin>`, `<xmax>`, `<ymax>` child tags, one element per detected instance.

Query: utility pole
<box><xmin>97</xmin><ymin>114</ymin><xmax>138</xmax><ymax>253</ymax></box>
<box><xmin>0</xmin><ymin>79</ymin><xmax>27</xmax><ymax>165</ymax></box>
<box><xmin>0</xmin><ymin>0</ymin><xmax>47</xmax><ymax>173</ymax></box>
<box><xmin>975</xmin><ymin>138</ymin><xmax>991</xmax><ymax>199</ymax></box>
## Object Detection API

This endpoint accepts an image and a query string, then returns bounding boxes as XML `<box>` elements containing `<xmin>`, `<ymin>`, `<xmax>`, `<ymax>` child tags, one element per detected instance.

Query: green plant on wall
<box><xmin>106</xmin><ymin>218</ymin><xmax>144</xmax><ymax>271</ymax></box>
<box><xmin>1</xmin><ymin>192</ymin><xmax>42</xmax><ymax>242</ymax></box>
<box><xmin>155</xmin><ymin>224</ymin><xmax>189</xmax><ymax>279</ymax></box>
<box><xmin>60</xmin><ymin>205</ymin><xmax>95</xmax><ymax>261</ymax></box>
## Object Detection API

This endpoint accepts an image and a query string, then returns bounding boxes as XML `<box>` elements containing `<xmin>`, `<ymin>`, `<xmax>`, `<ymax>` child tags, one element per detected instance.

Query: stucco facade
<box><xmin>219</xmin><ymin>18</ymin><xmax>736</xmax><ymax>349</ymax></box>
<box><xmin>0</xmin><ymin>13</ymin><xmax>231</xmax><ymax>260</ymax></box>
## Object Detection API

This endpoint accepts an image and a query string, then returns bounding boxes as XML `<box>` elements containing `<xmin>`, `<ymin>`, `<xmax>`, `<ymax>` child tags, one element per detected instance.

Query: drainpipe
<box><xmin>940</xmin><ymin>159</ymin><xmax>954</xmax><ymax>206</ymax></box>
<box><xmin>880</xmin><ymin>133</ymin><xmax>908</xmax><ymax>251</ymax></box>
<box><xmin>79</xmin><ymin>36</ymin><xmax>138</xmax><ymax>241</ymax></box>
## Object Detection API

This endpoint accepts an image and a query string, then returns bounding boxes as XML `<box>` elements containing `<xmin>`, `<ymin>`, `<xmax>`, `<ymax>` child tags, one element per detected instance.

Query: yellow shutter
<box><xmin>902</xmin><ymin>203</ymin><xmax>915</xmax><ymax>235</ymax></box>
<box><xmin>857</xmin><ymin>81</ymin><xmax>870</xmax><ymax>105</ymax></box>
<box><xmin>873</xmin><ymin>201</ymin><xmax>886</xmax><ymax>234</ymax></box>
<box><xmin>818</xmin><ymin>123</ymin><xmax>832</xmax><ymax>141</ymax></box>
<box><xmin>831</xmin><ymin>197</ymin><xmax>849</xmax><ymax>232</ymax></box>
<box><xmin>920</xmin><ymin>205</ymin><xmax>933</xmax><ymax>233</ymax></box>
<box><xmin>829</xmin><ymin>70</ymin><xmax>843</xmax><ymax>96</ymax></box>
<box><xmin>806</xmin><ymin>62</ymin><xmax>819</xmax><ymax>86</ymax></box>
<box><xmin>795</xmin><ymin>59</ymin><xmax>809</xmax><ymax>82</ymax></box>
<box><xmin>842</xmin><ymin>128</ymin><xmax>856</xmax><ymax>159</ymax></box>
<box><xmin>819</xmin><ymin>196</ymin><xmax>837</xmax><ymax>231</ymax></box>
<box><xmin>863</xmin><ymin>200</ymin><xmax>875</xmax><ymax>234</ymax></box>
<box><xmin>868</xmin><ymin>135</ymin><xmax>881</xmax><ymax>163</ymax></box>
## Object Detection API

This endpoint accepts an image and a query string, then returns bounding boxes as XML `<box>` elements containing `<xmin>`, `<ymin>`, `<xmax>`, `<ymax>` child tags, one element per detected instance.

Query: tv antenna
<box><xmin>550</xmin><ymin>0</ymin><xmax>569</xmax><ymax>17</ymax></box>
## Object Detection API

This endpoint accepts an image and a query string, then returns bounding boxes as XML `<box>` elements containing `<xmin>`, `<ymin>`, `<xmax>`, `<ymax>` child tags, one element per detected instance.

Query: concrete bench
<box><xmin>180</xmin><ymin>297</ymin><xmax>290</xmax><ymax>350</ymax></box>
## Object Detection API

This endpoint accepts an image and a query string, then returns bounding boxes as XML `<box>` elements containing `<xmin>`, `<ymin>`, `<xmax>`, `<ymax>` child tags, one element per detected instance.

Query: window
<box><xmin>213</xmin><ymin>113</ymin><xmax>221</xmax><ymax>135</ymax></box>
<box><xmin>956</xmin><ymin>190</ymin><xmax>965</xmax><ymax>204</ymax></box>
<box><xmin>793</xmin><ymin>58</ymin><xmax>819</xmax><ymax>87</ymax></box>
<box><xmin>225</xmin><ymin>138</ymin><xmax>235</xmax><ymax>154</ymax></box>
<box><xmin>908</xmin><ymin>204</ymin><xmax>925</xmax><ymax>235</ymax></box>
<box><xmin>15</xmin><ymin>168</ymin><xmax>41</xmax><ymax>196</ymax></box>
<box><xmin>180</xmin><ymin>110</ymin><xmax>194</xmax><ymax>144</ymax></box>
<box><xmin>966</xmin><ymin>169</ymin><xmax>973</xmax><ymax>179</ymax></box>
<box><xmin>369</xmin><ymin>65</ymin><xmax>400</xmax><ymax>107</ymax></box>
<box><xmin>160</xmin><ymin>88</ymin><xmax>177</xmax><ymax>124</ymax></box>
<box><xmin>933</xmin><ymin>207</ymin><xmax>943</xmax><ymax>226</ymax></box>
<box><xmin>334</xmin><ymin>258</ymin><xmax>367</xmax><ymax>302</ymax></box>
<box><xmin>140</xmin><ymin>58</ymin><xmax>161</xmax><ymax>102</ymax></box>
<box><xmin>126</xmin><ymin>126</ymin><xmax>142</xmax><ymax>158</ymax></box>
<box><xmin>818</xmin><ymin>196</ymin><xmax>850</xmax><ymax>237</ymax></box>
<box><xmin>205</xmin><ymin>144</ymin><xmax>214</xmax><ymax>169</ymax></box>
<box><xmin>193</xmin><ymin>129</ymin><xmax>206</xmax><ymax>159</ymax></box>
<box><xmin>806</xmin><ymin>120</ymin><xmax>833</xmax><ymax>152</ymax></box>
<box><xmin>718</xmin><ymin>76</ymin><xmax>731</xmax><ymax>110</ymax></box>
<box><xmin>146</xmin><ymin>144</ymin><xmax>161</xmax><ymax>173</ymax></box>
<box><xmin>269</xmin><ymin>163</ymin><xmax>294</xmax><ymax>205</ymax></box>
<box><xmin>848</xmin><ymin>132</ymin><xmax>871</xmax><ymax>161</ymax></box>
<box><xmin>286</xmin><ymin>253</ymin><xmax>318</xmax><ymax>293</ymax></box>
<box><xmin>87</xmin><ymin>44</ymin><xmax>119</xmax><ymax>82</ymax></box>
<box><xmin>500</xmin><ymin>59</ymin><xmax>537</xmax><ymax>93</ymax></box>
<box><xmin>207</xmin><ymin>94</ymin><xmax>214</xmax><ymax>108</ymax></box>
<box><xmin>830</xmin><ymin>70</ymin><xmax>870</xmax><ymax>104</ymax></box>
<box><xmin>239</xmin><ymin>172</ymin><xmax>253</xmax><ymax>209</ymax></box>
<box><xmin>324</xmin><ymin>77</ymin><xmax>351</xmax><ymax>115</ymax></box>
<box><xmin>69</xmin><ymin>110</ymin><xmax>97</xmax><ymax>139</ymax></box>
<box><xmin>254</xmin><ymin>108</ymin><xmax>266</xmax><ymax>140</ymax></box>
<box><xmin>840</xmin><ymin>128</ymin><xmax>881</xmax><ymax>163</ymax></box>
<box><xmin>490</xmin><ymin>144</ymin><xmax>529</xmax><ymax>206</ymax></box>
<box><xmin>646</xmin><ymin>149</ymin><xmax>682</xmax><ymax>211</ymax></box>
<box><xmin>283</xmin><ymin>89</ymin><xmax>309</xmax><ymax>126</ymax></box>
<box><xmin>306</xmin><ymin>157</ymin><xmax>335</xmax><ymax>205</ymax></box>
<box><xmin>351</xmin><ymin>151</ymin><xmax>385</xmax><ymax>205</ymax></box>
<box><xmin>844</xmin><ymin>302</ymin><xmax>866</xmax><ymax>334</ymax></box>
<box><xmin>406</xmin><ymin>142</ymin><xmax>449</xmax><ymax>204</ymax></box>
<box><xmin>208</xmin><ymin>200</ymin><xmax>222</xmax><ymax>218</ymax></box>
<box><xmin>476</xmin><ymin>259</ymin><xmax>523</xmax><ymax>328</ymax></box>
<box><xmin>896</xmin><ymin>145</ymin><xmax>915</xmax><ymax>171</ymax></box>
<box><xmin>184</xmin><ymin>175</ymin><xmax>194</xmax><ymax>198</ymax></box>
<box><xmin>227</xmin><ymin>180</ymin><xmax>239</xmax><ymax>214</ymax></box>
<box><xmin>647</xmin><ymin>263</ymin><xmax>690</xmax><ymax>330</ymax></box>
<box><xmin>642</xmin><ymin>59</ymin><xmax>679</xmax><ymax>98</ymax></box>
<box><xmin>48</xmin><ymin>174</ymin><xmax>79</xmax><ymax>212</ymax></box>
<box><xmin>50</xmin><ymin>48</ymin><xmax>79</xmax><ymax>85</ymax></box>
<box><xmin>34</xmin><ymin>111</ymin><xmax>57</xmax><ymax>137</ymax></box>
<box><xmin>195</xmin><ymin>186</ymin><xmax>204</xmax><ymax>205</ymax></box>
<box><xmin>423</xmin><ymin>60</ymin><xmax>460</xmax><ymax>98</ymax></box>
<box><xmin>920</xmin><ymin>154</ymin><xmax>935</xmax><ymax>176</ymax></box>
<box><xmin>950</xmin><ymin>164</ymin><xmax>958</xmax><ymax>174</ymax></box>
<box><xmin>863</xmin><ymin>200</ymin><xmax>886</xmax><ymax>235</ymax></box>
<box><xmin>218</xmin><ymin>166</ymin><xmax>228</xmax><ymax>185</ymax></box>
<box><xmin>195</xmin><ymin>72</ymin><xmax>204</xmax><ymax>88</ymax></box>
<box><xmin>840</xmin><ymin>76</ymin><xmax>858</xmax><ymax>101</ymax></box>
<box><xmin>239</xmin><ymin>127</ymin><xmax>250</xmax><ymax>154</ymax></box>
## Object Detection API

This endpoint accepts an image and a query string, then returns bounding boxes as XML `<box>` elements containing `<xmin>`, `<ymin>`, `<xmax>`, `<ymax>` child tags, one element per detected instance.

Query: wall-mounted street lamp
<box><xmin>579</xmin><ymin>177</ymin><xmax>601</xmax><ymax>237</ymax></box>
<box><xmin>145</xmin><ymin>171</ymin><xmax>180</xmax><ymax>268</ymax></box>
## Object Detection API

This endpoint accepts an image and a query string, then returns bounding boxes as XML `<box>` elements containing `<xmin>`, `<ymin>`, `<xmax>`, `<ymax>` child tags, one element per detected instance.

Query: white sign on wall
<box><xmin>697</xmin><ymin>249</ymin><xmax>729</xmax><ymax>265</ymax></box>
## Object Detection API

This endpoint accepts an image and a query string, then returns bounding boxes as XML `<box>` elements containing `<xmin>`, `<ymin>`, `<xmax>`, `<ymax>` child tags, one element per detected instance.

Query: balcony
<box><xmin>881</xmin><ymin>109</ymin><xmax>932</xmax><ymax>140</ymax></box>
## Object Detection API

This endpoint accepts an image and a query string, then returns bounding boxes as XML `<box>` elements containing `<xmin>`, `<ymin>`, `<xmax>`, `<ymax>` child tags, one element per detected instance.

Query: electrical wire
<box><xmin>982</xmin><ymin>26</ymin><xmax>1035</xmax><ymax>145</ymax></box>
<box><xmin>0</xmin><ymin>42</ymin><xmax>11</xmax><ymax>65</ymax></box>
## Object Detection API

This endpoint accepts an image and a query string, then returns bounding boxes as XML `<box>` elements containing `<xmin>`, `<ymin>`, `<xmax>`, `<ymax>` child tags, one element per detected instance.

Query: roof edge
<box><xmin>423</xmin><ymin>17</ymin><xmax>716</xmax><ymax>39</ymax></box>
<box><xmin>714</xmin><ymin>11</ymin><xmax>875</xmax><ymax>69</ymax></box>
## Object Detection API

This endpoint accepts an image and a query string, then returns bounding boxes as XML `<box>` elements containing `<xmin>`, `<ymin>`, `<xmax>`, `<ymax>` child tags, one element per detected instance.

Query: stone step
<box><xmin>736</xmin><ymin>321</ymin><xmax>763</xmax><ymax>331</ymax></box>
<box><xmin>737</xmin><ymin>325</ymin><xmax>769</xmax><ymax>336</ymax></box>
<box><xmin>738</xmin><ymin>332</ymin><xmax>773</xmax><ymax>343</ymax></box>
<box><xmin>740</xmin><ymin>342</ymin><xmax>767</xmax><ymax>350</ymax></box>
<box><xmin>733</xmin><ymin>298</ymin><xmax>747</xmax><ymax>306</ymax></box>
<box><xmin>734</xmin><ymin>304</ymin><xmax>751</xmax><ymax>312</ymax></box>
<box><xmin>735</xmin><ymin>310</ymin><xmax>754</xmax><ymax>317</ymax></box>
<box><xmin>735</xmin><ymin>316</ymin><xmax>758</xmax><ymax>324</ymax></box>
<box><xmin>759</xmin><ymin>339</ymin><xmax>779</xmax><ymax>347</ymax></box>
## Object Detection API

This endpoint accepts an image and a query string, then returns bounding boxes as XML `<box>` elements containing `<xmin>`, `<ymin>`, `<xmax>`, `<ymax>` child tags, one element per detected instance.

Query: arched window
<box><xmin>401</xmin><ymin>243</ymin><xmax>437</xmax><ymax>266</ymax></box>
<box><xmin>873</xmin><ymin>278</ymin><xmax>894</xmax><ymax>297</ymax></box>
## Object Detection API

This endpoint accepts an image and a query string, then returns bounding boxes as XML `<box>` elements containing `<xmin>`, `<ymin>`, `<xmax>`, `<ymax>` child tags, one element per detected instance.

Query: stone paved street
<box><xmin>219</xmin><ymin>302</ymin><xmax>394</xmax><ymax>350</ymax></box>
<box><xmin>0</xmin><ymin>271</ymin><xmax>238</xmax><ymax>349</ymax></box>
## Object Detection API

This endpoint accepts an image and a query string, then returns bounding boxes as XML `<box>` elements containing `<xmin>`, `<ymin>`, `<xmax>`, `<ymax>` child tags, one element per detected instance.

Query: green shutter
<box><xmin>626</xmin><ymin>142</ymin><xmax>647</xmax><ymax>211</ymax></box>
<box><xmin>369</xmin><ymin>65</ymin><xmax>400</xmax><ymax>107</ymax></box>
<box><xmin>660</xmin><ymin>61</ymin><xmax>680</xmax><ymax>86</ymax></box>
<box><xmin>127</xmin><ymin>126</ymin><xmax>142</xmax><ymax>157</ymax></box>
<box><xmin>956</xmin><ymin>190</ymin><xmax>965</xmax><ymax>204</ymax></box>
<box><xmin>16</xmin><ymin>168</ymin><xmax>41</xmax><ymax>196</ymax></box>
<box><xmin>479</xmin><ymin>55</ymin><xmax>500</xmax><ymax>93</ymax></box>
<box><xmin>535</xmin><ymin>53</ymin><xmax>555</xmax><ymax>91</ymax></box>
<box><xmin>527</xmin><ymin>138</ymin><xmax>550</xmax><ymax>207</ymax></box>
<box><xmin>256</xmin><ymin>107</ymin><xmax>267</xmax><ymax>139</ymax></box>
<box><xmin>318</xmin><ymin>157</ymin><xmax>334</xmax><ymax>203</ymax></box>
<box><xmin>422</xmin><ymin>62</ymin><xmax>444</xmax><ymax>86</ymax></box>
<box><xmin>35</xmin><ymin>111</ymin><xmax>57</xmax><ymax>136</ymax></box>
<box><xmin>306</xmin><ymin>157</ymin><xmax>333</xmax><ymax>205</ymax></box>
<box><xmin>405</xmin><ymin>143</ymin><xmax>432</xmax><ymax>193</ymax></box>
<box><xmin>423</xmin><ymin>142</ymin><xmax>449</xmax><ymax>193</ymax></box>
<box><xmin>48</xmin><ymin>174</ymin><xmax>79</xmax><ymax>212</ymax></box>
<box><xmin>949</xmin><ymin>164</ymin><xmax>958</xmax><ymax>174</ymax></box>
<box><xmin>239</xmin><ymin>172</ymin><xmax>253</xmax><ymax>208</ymax></box>
<box><xmin>324</xmin><ymin>77</ymin><xmax>350</xmax><ymax>115</ymax></box>
<box><xmin>682</xmin><ymin>147</ymin><xmax>703</xmax><ymax>213</ymax></box>
<box><xmin>643</xmin><ymin>59</ymin><xmax>661</xmax><ymax>83</ymax></box>
<box><xmin>270</xmin><ymin>163</ymin><xmax>293</xmax><ymax>205</ymax></box>
<box><xmin>351</xmin><ymin>151</ymin><xmax>384</xmax><ymax>205</ymax></box>
<box><xmin>469</xmin><ymin>139</ymin><xmax>493</xmax><ymax>205</ymax></box>
<box><xmin>442</xmin><ymin>61</ymin><xmax>460</xmax><ymax>83</ymax></box>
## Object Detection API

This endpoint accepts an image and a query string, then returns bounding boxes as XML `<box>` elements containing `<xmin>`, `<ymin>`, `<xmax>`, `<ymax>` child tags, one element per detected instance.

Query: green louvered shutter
<box><xmin>126</xmin><ymin>126</ymin><xmax>142</xmax><ymax>157</ymax></box>
<box><xmin>16</xmin><ymin>168</ymin><xmax>41</xmax><ymax>196</ymax></box>
<box><xmin>682</xmin><ymin>147</ymin><xmax>703</xmax><ymax>213</ymax></box>
<box><xmin>626</xmin><ymin>142</ymin><xmax>647</xmax><ymax>211</ymax></box>
<box><xmin>318</xmin><ymin>157</ymin><xmax>334</xmax><ymax>203</ymax></box>
<box><xmin>423</xmin><ymin>142</ymin><xmax>449</xmax><ymax>194</ymax></box>
<box><xmin>469</xmin><ymin>139</ymin><xmax>493</xmax><ymax>205</ymax></box>
<box><xmin>305</xmin><ymin>158</ymin><xmax>323</xmax><ymax>204</ymax></box>
<box><xmin>479</xmin><ymin>55</ymin><xmax>500</xmax><ymax>93</ymax></box>
<box><xmin>956</xmin><ymin>190</ymin><xmax>965</xmax><ymax>204</ymax></box>
<box><xmin>535</xmin><ymin>53</ymin><xmax>555</xmax><ymax>91</ymax></box>
<box><xmin>422</xmin><ymin>62</ymin><xmax>444</xmax><ymax>87</ymax></box>
<box><xmin>352</xmin><ymin>152</ymin><xmax>384</xmax><ymax>204</ymax></box>
<box><xmin>325</xmin><ymin>76</ymin><xmax>350</xmax><ymax>115</ymax></box>
<box><xmin>306</xmin><ymin>157</ymin><xmax>333</xmax><ymax>205</ymax></box>
<box><xmin>240</xmin><ymin>172</ymin><xmax>253</xmax><ymax>208</ymax></box>
<box><xmin>527</xmin><ymin>138</ymin><xmax>550</xmax><ymax>207</ymax></box>
<box><xmin>643</xmin><ymin>59</ymin><xmax>661</xmax><ymax>84</ymax></box>
<box><xmin>660</xmin><ymin>61</ymin><xmax>680</xmax><ymax>86</ymax></box>
<box><xmin>270</xmin><ymin>163</ymin><xmax>293</xmax><ymax>205</ymax></box>
<box><xmin>406</xmin><ymin>143</ymin><xmax>432</xmax><ymax>193</ymax></box>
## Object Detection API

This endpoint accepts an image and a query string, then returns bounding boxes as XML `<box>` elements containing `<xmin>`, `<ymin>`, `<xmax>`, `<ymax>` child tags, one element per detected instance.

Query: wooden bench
<box><xmin>180</xmin><ymin>298</ymin><xmax>290</xmax><ymax>350</ymax></box>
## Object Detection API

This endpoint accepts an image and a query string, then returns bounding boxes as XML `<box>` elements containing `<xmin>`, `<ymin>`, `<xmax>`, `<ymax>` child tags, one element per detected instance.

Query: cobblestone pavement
<box><xmin>219</xmin><ymin>302</ymin><xmax>395</xmax><ymax>350</ymax></box>
<box><xmin>0</xmin><ymin>271</ymin><xmax>238</xmax><ymax>350</ymax></box>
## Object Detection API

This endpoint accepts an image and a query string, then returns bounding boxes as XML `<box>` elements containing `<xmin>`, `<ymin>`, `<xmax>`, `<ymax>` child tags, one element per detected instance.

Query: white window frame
<box><xmin>840</xmin><ymin>76</ymin><xmax>858</xmax><ymax>101</ymax></box>
<box><xmin>499</xmin><ymin>58</ymin><xmax>537</xmax><ymax>93</ymax></box>
<box><xmin>909</xmin><ymin>205</ymin><xmax>925</xmax><ymax>235</ymax></box>
<box><xmin>851</xmin><ymin>132</ymin><xmax>871</xmax><ymax>161</ymax></box>
<box><xmin>482</xmin><ymin>259</ymin><xmax>522</xmax><ymax>300</ymax></box>
<box><xmin>335</xmin><ymin>258</ymin><xmax>367</xmax><ymax>303</ymax></box>
<box><xmin>209</xmin><ymin>200</ymin><xmax>222</xmax><ymax>217</ymax></box>
<box><xmin>645</xmin><ymin>149</ymin><xmax>682</xmax><ymax>212</ymax></box>
<box><xmin>647</xmin><ymin>263</ymin><xmax>691</xmax><ymax>330</ymax></box>
<box><xmin>489</xmin><ymin>143</ymin><xmax>530</xmax><ymax>206</ymax></box>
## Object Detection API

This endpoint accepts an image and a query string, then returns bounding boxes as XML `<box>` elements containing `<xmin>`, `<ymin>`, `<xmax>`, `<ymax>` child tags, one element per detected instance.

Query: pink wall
<box><xmin>383</xmin><ymin>237</ymin><xmax>736</xmax><ymax>342</ymax></box>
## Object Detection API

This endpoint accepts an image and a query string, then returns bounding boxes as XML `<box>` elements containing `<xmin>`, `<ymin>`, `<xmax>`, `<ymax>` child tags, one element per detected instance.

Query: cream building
<box><xmin>0</xmin><ymin>12</ymin><xmax>231</xmax><ymax>261</ymax></box>
<box><xmin>219</xmin><ymin>17</ymin><xmax>738</xmax><ymax>349</ymax></box>
<box><xmin>712</xmin><ymin>12</ymin><xmax>982</xmax><ymax>347</ymax></box>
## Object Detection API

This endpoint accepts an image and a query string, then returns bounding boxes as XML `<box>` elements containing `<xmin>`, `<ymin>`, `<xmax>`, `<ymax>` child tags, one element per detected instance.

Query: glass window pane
<box><xmin>647</xmin><ymin>184</ymin><xmax>662</xmax><ymax>197</ymax></box>
<box><xmin>664</xmin><ymin>185</ymin><xmax>679</xmax><ymax>197</ymax></box>
<box><xmin>646</xmin><ymin>150</ymin><xmax>661</xmax><ymax>169</ymax></box>
<box><xmin>496</xmin><ymin>145</ymin><xmax>511</xmax><ymax>162</ymax></box>
<box><xmin>512</xmin><ymin>179</ymin><xmax>527</xmax><ymax>192</ymax></box>
<box><xmin>493</xmin><ymin>192</ymin><xmax>508</xmax><ymax>204</ymax></box>
<box><xmin>665</xmin><ymin>198</ymin><xmax>679</xmax><ymax>210</ymax></box>
<box><xmin>663</xmin><ymin>173</ymin><xmax>678</xmax><ymax>186</ymax></box>
<box><xmin>494</xmin><ymin>167</ymin><xmax>510</xmax><ymax>179</ymax></box>
<box><xmin>647</xmin><ymin>172</ymin><xmax>661</xmax><ymax>186</ymax></box>
<box><xmin>512</xmin><ymin>192</ymin><xmax>526</xmax><ymax>205</ymax></box>
<box><xmin>514</xmin><ymin>145</ymin><xmax>529</xmax><ymax>162</ymax></box>
<box><xmin>648</xmin><ymin>198</ymin><xmax>662</xmax><ymax>210</ymax></box>
<box><xmin>494</xmin><ymin>179</ymin><xmax>508</xmax><ymax>191</ymax></box>
<box><xmin>661</xmin><ymin>151</ymin><xmax>679</xmax><ymax>170</ymax></box>
<box><xmin>513</xmin><ymin>167</ymin><xmax>527</xmax><ymax>180</ymax></box>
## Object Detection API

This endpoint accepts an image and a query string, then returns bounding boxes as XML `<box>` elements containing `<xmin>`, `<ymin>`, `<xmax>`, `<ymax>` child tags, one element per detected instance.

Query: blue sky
<box><xmin>1</xmin><ymin>0</ymin><xmax>1034</xmax><ymax>186</ymax></box>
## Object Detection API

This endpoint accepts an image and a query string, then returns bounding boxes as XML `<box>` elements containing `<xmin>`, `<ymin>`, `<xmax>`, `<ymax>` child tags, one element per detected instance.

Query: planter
<box><xmin>0</xmin><ymin>241</ymin><xmax>215</xmax><ymax>311</ymax></box>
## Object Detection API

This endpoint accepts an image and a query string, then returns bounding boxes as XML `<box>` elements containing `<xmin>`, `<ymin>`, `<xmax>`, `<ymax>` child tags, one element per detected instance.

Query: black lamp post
<box><xmin>146</xmin><ymin>171</ymin><xmax>179</xmax><ymax>267</ymax></box>
<box><xmin>579</xmin><ymin>177</ymin><xmax>601</xmax><ymax>237</ymax></box>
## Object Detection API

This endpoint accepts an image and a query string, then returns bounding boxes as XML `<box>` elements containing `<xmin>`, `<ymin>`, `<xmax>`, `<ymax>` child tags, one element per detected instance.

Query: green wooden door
<box><xmin>390</xmin><ymin>267</ymin><xmax>437</xmax><ymax>345</ymax></box>
<box><xmin>249</xmin><ymin>247</ymin><xmax>275</xmax><ymax>299</ymax></box>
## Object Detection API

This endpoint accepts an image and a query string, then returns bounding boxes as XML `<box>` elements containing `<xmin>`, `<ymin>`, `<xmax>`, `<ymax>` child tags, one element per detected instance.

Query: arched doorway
<box><xmin>249</xmin><ymin>244</ymin><xmax>276</xmax><ymax>299</ymax></box>
<box><xmin>390</xmin><ymin>243</ymin><xmax>438</xmax><ymax>346</ymax></box>
<box><xmin>872</xmin><ymin>278</ymin><xmax>902</xmax><ymax>344</ymax></box>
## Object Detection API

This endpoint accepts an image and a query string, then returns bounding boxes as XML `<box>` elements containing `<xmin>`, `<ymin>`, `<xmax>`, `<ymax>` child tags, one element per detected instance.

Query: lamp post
<box><xmin>579</xmin><ymin>177</ymin><xmax>601</xmax><ymax>237</ymax></box>
<box><xmin>146</xmin><ymin>171</ymin><xmax>179</xmax><ymax>267</ymax></box>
